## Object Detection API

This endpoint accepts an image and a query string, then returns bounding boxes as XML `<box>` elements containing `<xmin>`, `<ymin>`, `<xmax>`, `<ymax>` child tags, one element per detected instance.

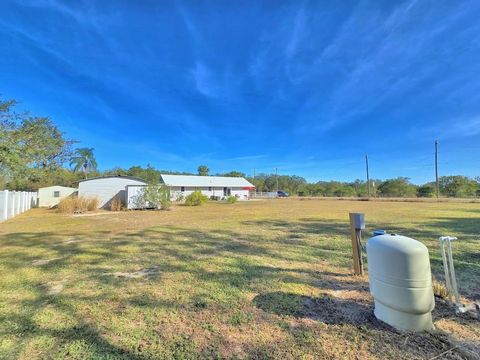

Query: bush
<box><xmin>185</xmin><ymin>191</ymin><xmax>208</xmax><ymax>206</ymax></box>
<box><xmin>137</xmin><ymin>183</ymin><xmax>171</xmax><ymax>210</ymax></box>
<box><xmin>110</xmin><ymin>196</ymin><xmax>123</xmax><ymax>211</ymax></box>
<box><xmin>58</xmin><ymin>196</ymin><xmax>97</xmax><ymax>214</ymax></box>
<box><xmin>417</xmin><ymin>185</ymin><xmax>436</xmax><ymax>198</ymax></box>
<box><xmin>226</xmin><ymin>195</ymin><xmax>237</xmax><ymax>204</ymax></box>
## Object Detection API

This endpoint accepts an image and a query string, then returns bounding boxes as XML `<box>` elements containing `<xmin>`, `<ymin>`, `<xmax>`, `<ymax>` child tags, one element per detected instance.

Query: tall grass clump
<box><xmin>110</xmin><ymin>196</ymin><xmax>123</xmax><ymax>211</ymax></box>
<box><xmin>58</xmin><ymin>196</ymin><xmax>98</xmax><ymax>214</ymax></box>
<box><xmin>185</xmin><ymin>191</ymin><xmax>209</xmax><ymax>206</ymax></box>
<box><xmin>87</xmin><ymin>197</ymin><xmax>100</xmax><ymax>211</ymax></box>
<box><xmin>432</xmin><ymin>278</ymin><xmax>449</xmax><ymax>300</ymax></box>
<box><xmin>57</xmin><ymin>197</ymin><xmax>75</xmax><ymax>214</ymax></box>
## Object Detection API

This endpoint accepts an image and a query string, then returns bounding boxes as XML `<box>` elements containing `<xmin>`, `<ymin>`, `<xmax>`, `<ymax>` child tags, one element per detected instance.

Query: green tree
<box><xmin>417</xmin><ymin>184</ymin><xmax>436</xmax><ymax>198</ymax></box>
<box><xmin>438</xmin><ymin>176</ymin><xmax>478</xmax><ymax>197</ymax></box>
<box><xmin>127</xmin><ymin>164</ymin><xmax>161</xmax><ymax>183</ymax></box>
<box><xmin>1</xmin><ymin>97</ymin><xmax>75</xmax><ymax>187</ymax></box>
<box><xmin>247</xmin><ymin>173</ymin><xmax>306</xmax><ymax>194</ymax></box>
<box><xmin>378</xmin><ymin>177</ymin><xmax>417</xmax><ymax>197</ymax></box>
<box><xmin>70</xmin><ymin>148</ymin><xmax>97</xmax><ymax>178</ymax></box>
<box><xmin>222</xmin><ymin>171</ymin><xmax>245</xmax><ymax>177</ymax></box>
<box><xmin>197</xmin><ymin>165</ymin><xmax>209</xmax><ymax>176</ymax></box>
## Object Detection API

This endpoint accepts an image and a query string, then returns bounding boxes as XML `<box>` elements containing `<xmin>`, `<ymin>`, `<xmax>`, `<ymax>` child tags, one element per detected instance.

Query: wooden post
<box><xmin>435</xmin><ymin>140</ymin><xmax>439</xmax><ymax>199</ymax></box>
<box><xmin>349</xmin><ymin>213</ymin><xmax>364</xmax><ymax>275</ymax></box>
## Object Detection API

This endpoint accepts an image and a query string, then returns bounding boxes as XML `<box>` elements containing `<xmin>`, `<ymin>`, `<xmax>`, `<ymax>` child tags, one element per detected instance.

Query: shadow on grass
<box><xmin>0</xmin><ymin>214</ymin><xmax>479</xmax><ymax>358</ymax></box>
<box><xmin>253</xmin><ymin>291</ymin><xmax>377</xmax><ymax>326</ymax></box>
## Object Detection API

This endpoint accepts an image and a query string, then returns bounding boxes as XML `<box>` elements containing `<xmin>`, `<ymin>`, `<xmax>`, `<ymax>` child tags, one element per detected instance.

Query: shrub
<box><xmin>135</xmin><ymin>183</ymin><xmax>171</xmax><ymax>210</ymax></box>
<box><xmin>226</xmin><ymin>195</ymin><xmax>237</xmax><ymax>204</ymax></box>
<box><xmin>175</xmin><ymin>193</ymin><xmax>185</xmax><ymax>203</ymax></box>
<box><xmin>185</xmin><ymin>191</ymin><xmax>208</xmax><ymax>206</ymax></box>
<box><xmin>110</xmin><ymin>196</ymin><xmax>123</xmax><ymax>211</ymax></box>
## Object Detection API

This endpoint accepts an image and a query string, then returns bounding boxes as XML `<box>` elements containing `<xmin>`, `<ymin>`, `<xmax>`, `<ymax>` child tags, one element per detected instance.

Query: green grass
<box><xmin>0</xmin><ymin>199</ymin><xmax>479</xmax><ymax>359</ymax></box>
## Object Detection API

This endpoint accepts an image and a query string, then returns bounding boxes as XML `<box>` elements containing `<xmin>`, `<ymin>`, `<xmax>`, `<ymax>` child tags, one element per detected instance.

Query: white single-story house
<box><xmin>38</xmin><ymin>185</ymin><xmax>77</xmax><ymax>207</ymax></box>
<box><xmin>161</xmin><ymin>174</ymin><xmax>255</xmax><ymax>200</ymax></box>
<box><xmin>126</xmin><ymin>174</ymin><xmax>255</xmax><ymax>209</ymax></box>
<box><xmin>78</xmin><ymin>175</ymin><xmax>147</xmax><ymax>209</ymax></box>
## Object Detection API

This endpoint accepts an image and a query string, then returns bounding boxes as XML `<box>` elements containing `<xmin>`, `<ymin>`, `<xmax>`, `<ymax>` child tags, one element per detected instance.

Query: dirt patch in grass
<box><xmin>31</xmin><ymin>257</ymin><xmax>64</xmax><ymax>266</ymax></box>
<box><xmin>40</xmin><ymin>280</ymin><xmax>67</xmax><ymax>295</ymax></box>
<box><xmin>103</xmin><ymin>266</ymin><xmax>160</xmax><ymax>279</ymax></box>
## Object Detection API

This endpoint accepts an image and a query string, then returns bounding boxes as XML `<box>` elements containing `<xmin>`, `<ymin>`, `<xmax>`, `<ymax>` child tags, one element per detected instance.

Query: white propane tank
<box><xmin>366</xmin><ymin>234</ymin><xmax>435</xmax><ymax>331</ymax></box>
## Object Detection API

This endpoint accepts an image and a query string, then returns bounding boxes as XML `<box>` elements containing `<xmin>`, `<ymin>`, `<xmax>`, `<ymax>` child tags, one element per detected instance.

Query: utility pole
<box><xmin>365</xmin><ymin>155</ymin><xmax>370</xmax><ymax>197</ymax></box>
<box><xmin>435</xmin><ymin>140</ymin><xmax>439</xmax><ymax>199</ymax></box>
<box><xmin>275</xmin><ymin>167</ymin><xmax>279</xmax><ymax>193</ymax></box>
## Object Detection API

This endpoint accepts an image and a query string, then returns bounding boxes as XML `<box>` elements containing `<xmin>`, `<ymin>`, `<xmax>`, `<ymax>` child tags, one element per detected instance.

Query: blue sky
<box><xmin>1</xmin><ymin>0</ymin><xmax>480</xmax><ymax>183</ymax></box>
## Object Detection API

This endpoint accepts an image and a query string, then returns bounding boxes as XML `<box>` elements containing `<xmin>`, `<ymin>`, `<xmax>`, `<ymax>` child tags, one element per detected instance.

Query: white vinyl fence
<box><xmin>251</xmin><ymin>191</ymin><xmax>277</xmax><ymax>199</ymax></box>
<box><xmin>0</xmin><ymin>190</ymin><xmax>37</xmax><ymax>222</ymax></box>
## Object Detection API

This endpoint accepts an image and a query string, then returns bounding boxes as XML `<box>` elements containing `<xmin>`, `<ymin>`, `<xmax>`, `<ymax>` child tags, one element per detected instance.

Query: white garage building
<box><xmin>160</xmin><ymin>174</ymin><xmax>255</xmax><ymax>200</ymax></box>
<box><xmin>79</xmin><ymin>175</ymin><xmax>147</xmax><ymax>209</ymax></box>
<box><xmin>38</xmin><ymin>185</ymin><xmax>77</xmax><ymax>207</ymax></box>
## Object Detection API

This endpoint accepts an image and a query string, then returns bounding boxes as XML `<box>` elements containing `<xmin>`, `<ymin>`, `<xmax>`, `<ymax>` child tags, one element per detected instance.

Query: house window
<box><xmin>208</xmin><ymin>187</ymin><xmax>212</xmax><ymax>191</ymax></box>
<box><xmin>223</xmin><ymin>187</ymin><xmax>231</xmax><ymax>196</ymax></box>
<box><xmin>53</xmin><ymin>191</ymin><xmax>60</xmax><ymax>198</ymax></box>
<box><xmin>181</xmin><ymin>186</ymin><xmax>185</xmax><ymax>192</ymax></box>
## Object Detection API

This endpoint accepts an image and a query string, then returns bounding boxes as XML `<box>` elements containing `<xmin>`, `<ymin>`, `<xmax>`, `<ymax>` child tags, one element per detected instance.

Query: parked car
<box><xmin>277</xmin><ymin>191</ymin><xmax>289</xmax><ymax>197</ymax></box>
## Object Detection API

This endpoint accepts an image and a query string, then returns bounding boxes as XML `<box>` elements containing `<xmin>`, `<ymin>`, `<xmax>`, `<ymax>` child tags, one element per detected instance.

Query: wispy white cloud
<box><xmin>411</xmin><ymin>116</ymin><xmax>480</xmax><ymax>140</ymax></box>
<box><xmin>294</xmin><ymin>0</ymin><xmax>480</xmax><ymax>134</ymax></box>
<box><xmin>222</xmin><ymin>154</ymin><xmax>267</xmax><ymax>161</ymax></box>
<box><xmin>191</xmin><ymin>61</ymin><xmax>222</xmax><ymax>98</ymax></box>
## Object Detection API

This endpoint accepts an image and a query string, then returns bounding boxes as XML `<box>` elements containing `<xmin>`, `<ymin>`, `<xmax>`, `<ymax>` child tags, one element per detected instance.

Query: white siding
<box><xmin>170</xmin><ymin>186</ymin><xmax>250</xmax><ymax>200</ymax></box>
<box><xmin>38</xmin><ymin>186</ymin><xmax>77</xmax><ymax>207</ymax></box>
<box><xmin>79</xmin><ymin>177</ymin><xmax>147</xmax><ymax>209</ymax></box>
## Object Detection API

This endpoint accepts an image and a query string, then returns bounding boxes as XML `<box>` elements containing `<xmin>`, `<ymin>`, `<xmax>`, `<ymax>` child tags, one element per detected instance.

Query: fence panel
<box><xmin>251</xmin><ymin>191</ymin><xmax>277</xmax><ymax>199</ymax></box>
<box><xmin>0</xmin><ymin>190</ymin><xmax>38</xmax><ymax>222</ymax></box>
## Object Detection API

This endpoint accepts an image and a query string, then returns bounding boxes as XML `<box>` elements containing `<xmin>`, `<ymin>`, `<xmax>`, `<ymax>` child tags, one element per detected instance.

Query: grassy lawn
<box><xmin>0</xmin><ymin>199</ymin><xmax>479</xmax><ymax>359</ymax></box>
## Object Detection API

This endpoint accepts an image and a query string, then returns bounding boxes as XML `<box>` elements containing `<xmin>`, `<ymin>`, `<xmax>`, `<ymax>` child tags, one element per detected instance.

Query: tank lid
<box><xmin>367</xmin><ymin>233</ymin><xmax>428</xmax><ymax>255</ymax></box>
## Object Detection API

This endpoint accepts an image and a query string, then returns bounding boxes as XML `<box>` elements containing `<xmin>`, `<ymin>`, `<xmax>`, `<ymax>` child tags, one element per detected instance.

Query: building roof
<box><xmin>160</xmin><ymin>174</ymin><xmax>255</xmax><ymax>188</ymax></box>
<box><xmin>78</xmin><ymin>175</ymin><xmax>147</xmax><ymax>183</ymax></box>
<box><xmin>38</xmin><ymin>185</ymin><xmax>77</xmax><ymax>190</ymax></box>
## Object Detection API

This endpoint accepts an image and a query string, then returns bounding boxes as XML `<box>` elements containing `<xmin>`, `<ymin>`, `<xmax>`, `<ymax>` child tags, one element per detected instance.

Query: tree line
<box><xmin>2</xmin><ymin>97</ymin><xmax>479</xmax><ymax>198</ymax></box>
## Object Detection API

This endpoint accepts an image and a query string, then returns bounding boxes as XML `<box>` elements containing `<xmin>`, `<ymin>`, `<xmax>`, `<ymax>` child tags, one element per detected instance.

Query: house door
<box><xmin>223</xmin><ymin>187</ymin><xmax>231</xmax><ymax>196</ymax></box>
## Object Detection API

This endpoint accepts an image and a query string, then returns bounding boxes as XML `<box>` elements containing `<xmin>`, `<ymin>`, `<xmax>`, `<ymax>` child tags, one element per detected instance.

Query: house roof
<box><xmin>78</xmin><ymin>175</ymin><xmax>147</xmax><ymax>183</ymax></box>
<box><xmin>160</xmin><ymin>174</ymin><xmax>255</xmax><ymax>188</ymax></box>
<box><xmin>38</xmin><ymin>185</ymin><xmax>77</xmax><ymax>190</ymax></box>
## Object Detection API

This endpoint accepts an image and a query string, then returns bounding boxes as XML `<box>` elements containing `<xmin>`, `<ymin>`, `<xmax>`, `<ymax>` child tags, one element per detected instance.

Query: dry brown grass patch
<box><xmin>58</xmin><ymin>196</ymin><xmax>100</xmax><ymax>214</ymax></box>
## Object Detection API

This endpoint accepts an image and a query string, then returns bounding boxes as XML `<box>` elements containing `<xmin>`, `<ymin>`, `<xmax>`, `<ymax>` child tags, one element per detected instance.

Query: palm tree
<box><xmin>70</xmin><ymin>148</ymin><xmax>97</xmax><ymax>178</ymax></box>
